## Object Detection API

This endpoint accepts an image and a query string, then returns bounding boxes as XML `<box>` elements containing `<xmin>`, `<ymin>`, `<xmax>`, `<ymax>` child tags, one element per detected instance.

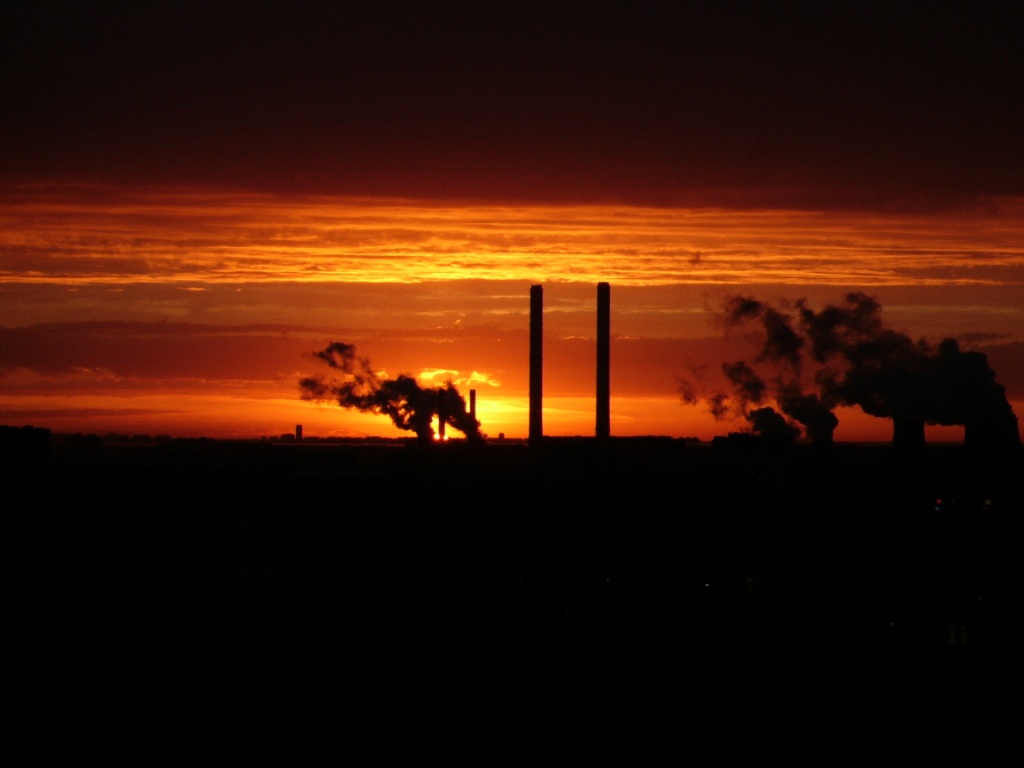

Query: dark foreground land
<box><xmin>5</xmin><ymin>437</ymin><xmax>1024</xmax><ymax>746</ymax></box>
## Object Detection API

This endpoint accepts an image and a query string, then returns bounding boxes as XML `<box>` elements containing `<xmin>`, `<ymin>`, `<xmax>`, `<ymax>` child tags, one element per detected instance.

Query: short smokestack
<box><xmin>469</xmin><ymin>389</ymin><xmax>477</xmax><ymax>421</ymax></box>
<box><xmin>295</xmin><ymin>424</ymin><xmax>303</xmax><ymax>442</ymax></box>
<box><xmin>893</xmin><ymin>418</ymin><xmax>925</xmax><ymax>450</ymax></box>
<box><xmin>965</xmin><ymin>414</ymin><xmax>1021</xmax><ymax>451</ymax></box>
<box><xmin>596</xmin><ymin>282</ymin><xmax>610</xmax><ymax>439</ymax></box>
<box><xmin>437</xmin><ymin>387</ymin><xmax>447</xmax><ymax>440</ymax></box>
<box><xmin>530</xmin><ymin>284</ymin><xmax>543</xmax><ymax>444</ymax></box>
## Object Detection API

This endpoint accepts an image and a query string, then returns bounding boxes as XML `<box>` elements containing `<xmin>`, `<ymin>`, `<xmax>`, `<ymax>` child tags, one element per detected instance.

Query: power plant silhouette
<box><xmin>298</xmin><ymin>284</ymin><xmax>1017</xmax><ymax>448</ymax></box>
<box><xmin>13</xmin><ymin>296</ymin><xmax>1022</xmax><ymax>729</ymax></box>
<box><xmin>714</xmin><ymin>292</ymin><xmax>1020</xmax><ymax>450</ymax></box>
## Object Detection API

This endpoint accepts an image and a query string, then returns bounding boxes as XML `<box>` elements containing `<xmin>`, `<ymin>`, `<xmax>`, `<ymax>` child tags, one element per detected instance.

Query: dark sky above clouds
<box><xmin>4</xmin><ymin>1</ymin><xmax>1023</xmax><ymax>208</ymax></box>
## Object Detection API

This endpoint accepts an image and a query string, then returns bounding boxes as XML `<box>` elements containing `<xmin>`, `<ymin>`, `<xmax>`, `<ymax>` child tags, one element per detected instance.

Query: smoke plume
<box><xmin>748</xmin><ymin>406</ymin><xmax>800</xmax><ymax>442</ymax></box>
<box><xmin>722</xmin><ymin>360</ymin><xmax>768</xmax><ymax>410</ymax></box>
<box><xmin>300</xmin><ymin>342</ymin><xmax>482</xmax><ymax>442</ymax></box>
<box><xmin>798</xmin><ymin>294</ymin><xmax>1017</xmax><ymax>436</ymax></box>
<box><xmin>697</xmin><ymin>292</ymin><xmax>1018</xmax><ymax>447</ymax></box>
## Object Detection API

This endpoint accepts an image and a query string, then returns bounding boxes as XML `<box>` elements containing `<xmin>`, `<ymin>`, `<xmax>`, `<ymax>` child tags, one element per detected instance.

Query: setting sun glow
<box><xmin>2</xmin><ymin>186</ymin><xmax>1023</xmax><ymax>442</ymax></box>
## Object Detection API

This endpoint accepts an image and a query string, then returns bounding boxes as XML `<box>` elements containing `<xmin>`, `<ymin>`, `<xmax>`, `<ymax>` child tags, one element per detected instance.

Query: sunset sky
<box><xmin>2</xmin><ymin>3</ymin><xmax>1022</xmax><ymax>442</ymax></box>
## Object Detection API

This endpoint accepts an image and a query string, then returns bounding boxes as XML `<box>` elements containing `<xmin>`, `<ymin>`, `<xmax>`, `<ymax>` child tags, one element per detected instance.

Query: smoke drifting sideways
<box><xmin>692</xmin><ymin>292</ymin><xmax>1019</xmax><ymax>448</ymax></box>
<box><xmin>299</xmin><ymin>342</ymin><xmax>482</xmax><ymax>442</ymax></box>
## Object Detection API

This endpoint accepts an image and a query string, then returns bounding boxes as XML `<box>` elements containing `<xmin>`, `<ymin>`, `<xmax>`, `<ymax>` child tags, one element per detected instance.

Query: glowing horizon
<box><xmin>2</xmin><ymin>185</ymin><xmax>1023</xmax><ymax>443</ymax></box>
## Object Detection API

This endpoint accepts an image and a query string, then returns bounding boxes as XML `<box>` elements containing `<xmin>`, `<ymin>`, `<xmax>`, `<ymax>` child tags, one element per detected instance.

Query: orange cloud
<box><xmin>3</xmin><ymin>185</ymin><xmax>1023</xmax><ymax>287</ymax></box>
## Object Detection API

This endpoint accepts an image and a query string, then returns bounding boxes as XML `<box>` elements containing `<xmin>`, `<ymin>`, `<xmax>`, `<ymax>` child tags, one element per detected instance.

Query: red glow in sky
<box><xmin>2</xmin><ymin>5</ymin><xmax>1022</xmax><ymax>442</ymax></box>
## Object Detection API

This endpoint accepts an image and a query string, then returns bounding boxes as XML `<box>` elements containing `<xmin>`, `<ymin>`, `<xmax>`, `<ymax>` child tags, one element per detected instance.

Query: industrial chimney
<box><xmin>893</xmin><ymin>418</ymin><xmax>925</xmax><ymax>450</ymax></box>
<box><xmin>469</xmin><ymin>389</ymin><xmax>477</xmax><ymax>422</ymax></box>
<box><xmin>530</xmin><ymin>285</ymin><xmax>543</xmax><ymax>444</ymax></box>
<box><xmin>596</xmin><ymin>282</ymin><xmax>610</xmax><ymax>439</ymax></box>
<box><xmin>964</xmin><ymin>414</ymin><xmax>1021</xmax><ymax>451</ymax></box>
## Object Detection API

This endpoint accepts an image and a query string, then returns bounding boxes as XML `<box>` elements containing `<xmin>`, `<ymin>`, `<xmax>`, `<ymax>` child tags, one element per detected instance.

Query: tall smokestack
<box><xmin>469</xmin><ymin>389</ymin><xmax>476</xmax><ymax>422</ymax></box>
<box><xmin>596</xmin><ymin>282</ymin><xmax>610</xmax><ymax>439</ymax></box>
<box><xmin>530</xmin><ymin>285</ymin><xmax>543</xmax><ymax>444</ymax></box>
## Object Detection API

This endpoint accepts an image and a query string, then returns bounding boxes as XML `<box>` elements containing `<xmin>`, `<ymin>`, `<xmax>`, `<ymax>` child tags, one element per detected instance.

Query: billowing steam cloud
<box><xmin>747</xmin><ymin>406</ymin><xmax>800</xmax><ymax>442</ymax></box>
<box><xmin>695</xmin><ymin>292</ymin><xmax>1018</xmax><ymax>447</ymax></box>
<box><xmin>300</xmin><ymin>342</ymin><xmax>482</xmax><ymax>442</ymax></box>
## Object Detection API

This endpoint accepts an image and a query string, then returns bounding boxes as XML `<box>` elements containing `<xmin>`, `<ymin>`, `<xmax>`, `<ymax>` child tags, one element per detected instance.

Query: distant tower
<box><xmin>530</xmin><ymin>285</ymin><xmax>543</xmax><ymax>444</ymax></box>
<box><xmin>596</xmin><ymin>282</ymin><xmax>610</xmax><ymax>440</ymax></box>
<box><xmin>437</xmin><ymin>387</ymin><xmax>447</xmax><ymax>440</ymax></box>
<box><xmin>469</xmin><ymin>389</ymin><xmax>477</xmax><ymax>422</ymax></box>
<box><xmin>295</xmin><ymin>424</ymin><xmax>303</xmax><ymax>442</ymax></box>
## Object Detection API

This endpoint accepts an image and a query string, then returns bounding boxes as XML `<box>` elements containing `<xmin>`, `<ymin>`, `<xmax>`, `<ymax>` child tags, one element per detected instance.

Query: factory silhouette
<box><xmin>299</xmin><ymin>341</ymin><xmax>482</xmax><ymax>443</ymax></box>
<box><xmin>298</xmin><ymin>281</ymin><xmax>614</xmax><ymax>445</ymax></box>
<box><xmin>298</xmin><ymin>282</ymin><xmax>1018</xmax><ymax>451</ymax></box>
<box><xmin>710</xmin><ymin>292</ymin><xmax>1020</xmax><ymax>451</ymax></box>
<box><xmin>6</xmin><ymin>283</ymin><xmax>1024</xmax><ymax>724</ymax></box>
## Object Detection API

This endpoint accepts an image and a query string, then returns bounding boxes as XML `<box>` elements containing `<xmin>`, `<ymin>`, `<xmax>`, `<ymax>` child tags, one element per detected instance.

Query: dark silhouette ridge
<box><xmin>8</xmin><ymin>437</ymin><xmax>1024</xmax><ymax>727</ymax></box>
<box><xmin>299</xmin><ymin>341</ymin><xmax>481</xmax><ymax>442</ymax></box>
<box><xmin>705</xmin><ymin>292</ymin><xmax>1019</xmax><ymax>449</ymax></box>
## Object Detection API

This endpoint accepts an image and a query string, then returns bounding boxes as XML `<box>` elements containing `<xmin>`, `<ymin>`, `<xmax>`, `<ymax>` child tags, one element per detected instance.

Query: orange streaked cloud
<box><xmin>3</xmin><ymin>185</ymin><xmax>1023</xmax><ymax>288</ymax></box>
